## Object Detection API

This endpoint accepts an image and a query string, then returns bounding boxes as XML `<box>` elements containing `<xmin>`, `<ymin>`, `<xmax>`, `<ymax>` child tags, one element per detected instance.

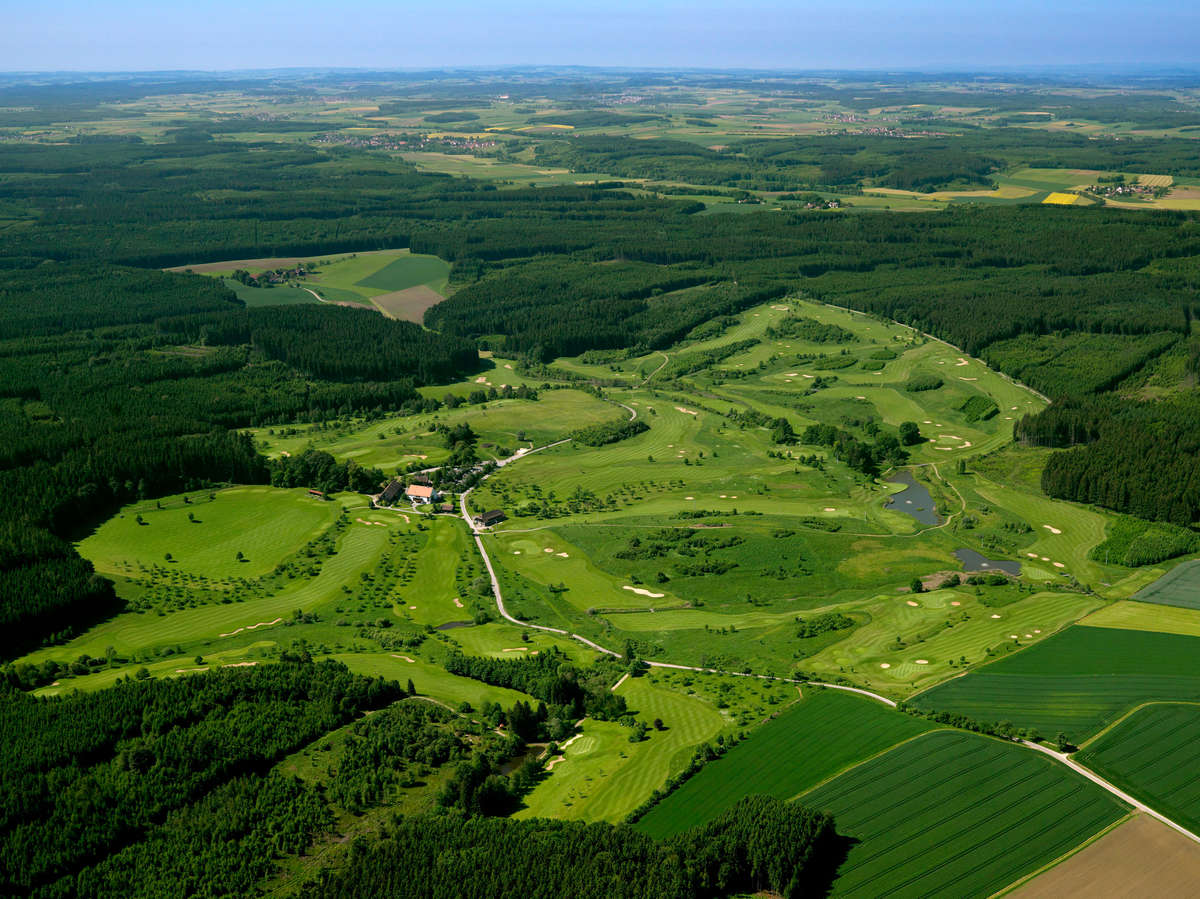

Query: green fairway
<box><xmin>636</xmin><ymin>689</ymin><xmax>934</xmax><ymax>839</ymax></box>
<box><xmin>802</xmin><ymin>730</ymin><xmax>1127</xmax><ymax>898</ymax></box>
<box><xmin>330</xmin><ymin>652</ymin><xmax>538</xmax><ymax>709</ymax></box>
<box><xmin>909</xmin><ymin>625</ymin><xmax>1200</xmax><ymax>743</ymax></box>
<box><xmin>1076</xmin><ymin>703</ymin><xmax>1200</xmax><ymax>833</ymax></box>
<box><xmin>1132</xmin><ymin>560</ymin><xmax>1200</xmax><ymax>609</ymax></box>
<box><xmin>80</xmin><ymin>486</ymin><xmax>340</xmax><ymax>580</ymax></box>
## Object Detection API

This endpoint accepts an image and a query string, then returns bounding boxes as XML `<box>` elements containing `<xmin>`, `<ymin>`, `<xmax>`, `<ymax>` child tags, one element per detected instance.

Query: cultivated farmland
<box><xmin>1132</xmin><ymin>559</ymin><xmax>1200</xmax><ymax>609</ymax></box>
<box><xmin>635</xmin><ymin>689</ymin><xmax>934</xmax><ymax>839</ymax></box>
<box><xmin>1076</xmin><ymin>703</ymin><xmax>1200</xmax><ymax>833</ymax></box>
<box><xmin>801</xmin><ymin>731</ymin><xmax>1127</xmax><ymax>897</ymax></box>
<box><xmin>909</xmin><ymin>625</ymin><xmax>1200</xmax><ymax>743</ymax></box>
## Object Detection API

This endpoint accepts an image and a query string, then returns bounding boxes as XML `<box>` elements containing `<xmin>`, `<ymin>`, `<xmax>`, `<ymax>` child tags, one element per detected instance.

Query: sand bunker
<box><xmin>1041</xmin><ymin>556</ymin><xmax>1050</xmax><ymax>562</ymax></box>
<box><xmin>545</xmin><ymin>756</ymin><xmax>566</xmax><ymax>771</ymax></box>
<box><xmin>880</xmin><ymin>663</ymin><xmax>891</xmax><ymax>669</ymax></box>
<box><xmin>991</xmin><ymin>614</ymin><xmax>1002</xmax><ymax>619</ymax></box>
<box><xmin>772</xmin><ymin>304</ymin><xmax>789</xmax><ymax>311</ymax></box>
<box><xmin>219</xmin><ymin>617</ymin><xmax>282</xmax><ymax>638</ymax></box>
<box><xmin>408</xmin><ymin>605</ymin><xmax>417</xmax><ymax>610</ymax></box>
<box><xmin>1010</xmin><ymin>634</ymin><xmax>1019</xmax><ymax>640</ymax></box>
<box><xmin>824</xmin><ymin>507</ymin><xmax>837</xmax><ymax>512</ymax></box>
<box><xmin>685</xmin><ymin>496</ymin><xmax>695</xmax><ymax>500</ymax></box>
<box><xmin>959</xmin><ymin>377</ymin><xmax>978</xmax><ymax>381</ymax></box>
<box><xmin>390</xmin><ymin>654</ymin><xmax>416</xmax><ymax>663</ymax></box>
<box><xmin>544</xmin><ymin>547</ymin><xmax>554</xmax><ymax>553</ymax></box>
<box><xmin>624</xmin><ymin>586</ymin><xmax>666</xmax><ymax>598</ymax></box>
<box><xmin>720</xmin><ymin>494</ymin><xmax>727</xmax><ymax>498</ymax></box>
<box><xmin>855</xmin><ymin>395</ymin><xmax>866</xmax><ymax>400</ymax></box>
<box><xmin>453</xmin><ymin>597</ymin><xmax>464</xmax><ymax>608</ymax></box>
<box><xmin>279</xmin><ymin>450</ymin><xmax>291</xmax><ymax>457</ymax></box>
<box><xmin>1034</xmin><ymin>629</ymin><xmax>1042</xmax><ymax>633</ymax></box>
<box><xmin>557</xmin><ymin>552</ymin><xmax>569</xmax><ymax>558</ymax></box>
<box><xmin>502</xmin><ymin>647</ymin><xmax>529</xmax><ymax>652</ymax></box>
<box><xmin>504</xmin><ymin>363</ymin><xmax>513</xmax><ymax>369</ymax></box>
<box><xmin>1053</xmin><ymin>561</ymin><xmax>1066</xmax><ymax>568</ymax></box>
<box><xmin>923</xmin><ymin>420</ymin><xmax>932</xmax><ymax>424</ymax></box>
<box><xmin>1043</xmin><ymin>525</ymin><xmax>1063</xmax><ymax>534</ymax></box>
<box><xmin>175</xmin><ymin>667</ymin><xmax>208</xmax><ymax>673</ymax></box>
<box><xmin>906</xmin><ymin>600</ymin><xmax>920</xmax><ymax>607</ymax></box>
<box><xmin>786</xmin><ymin>372</ymin><xmax>799</xmax><ymax>377</ymax></box>
<box><xmin>956</xmin><ymin>358</ymin><xmax>969</xmax><ymax>366</ymax></box>
<box><xmin>225</xmin><ymin>661</ymin><xmax>258</xmax><ymax>668</ymax></box>
<box><xmin>914</xmin><ymin>659</ymin><xmax>929</xmax><ymax>665</ymax></box>
<box><xmin>1024</xmin><ymin>634</ymin><xmax>1033</xmax><ymax>639</ymax></box>
<box><xmin>675</xmin><ymin>406</ymin><xmax>699</xmax><ymax>415</ymax></box>
<box><xmin>513</xmin><ymin>550</ymin><xmax>521</xmax><ymax>555</ymax></box>
<box><xmin>803</xmin><ymin>374</ymin><xmax>814</xmax><ymax>379</ymax></box>
<box><xmin>1027</xmin><ymin>552</ymin><xmax>1038</xmax><ymax>558</ymax></box>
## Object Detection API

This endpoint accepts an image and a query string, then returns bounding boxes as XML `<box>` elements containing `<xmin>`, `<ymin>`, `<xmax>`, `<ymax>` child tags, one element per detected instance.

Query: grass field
<box><xmin>636</xmin><ymin>689</ymin><xmax>934</xmax><ymax>839</ymax></box>
<box><xmin>910</xmin><ymin>625</ymin><xmax>1200</xmax><ymax>743</ymax></box>
<box><xmin>802</xmin><ymin>731</ymin><xmax>1127</xmax><ymax>898</ymax></box>
<box><xmin>1075</xmin><ymin>703</ymin><xmax>1200</xmax><ymax>833</ymax></box>
<box><xmin>1079</xmin><ymin>600</ymin><xmax>1200</xmax><ymax>638</ymax></box>
<box><xmin>1132</xmin><ymin>560</ymin><xmax>1200</xmax><ymax>609</ymax></box>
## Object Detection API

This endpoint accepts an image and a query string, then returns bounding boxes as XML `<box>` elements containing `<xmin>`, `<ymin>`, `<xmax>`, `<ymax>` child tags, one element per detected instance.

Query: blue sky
<box><xmin>1</xmin><ymin>1</ymin><xmax>1198</xmax><ymax>72</ymax></box>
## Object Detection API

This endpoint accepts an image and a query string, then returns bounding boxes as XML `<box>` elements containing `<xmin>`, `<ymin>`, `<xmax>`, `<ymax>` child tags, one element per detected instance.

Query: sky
<box><xmin>1</xmin><ymin>0</ymin><xmax>1198</xmax><ymax>73</ymax></box>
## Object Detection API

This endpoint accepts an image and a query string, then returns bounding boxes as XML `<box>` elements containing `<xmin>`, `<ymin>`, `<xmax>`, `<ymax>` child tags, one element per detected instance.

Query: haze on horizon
<box><xmin>2</xmin><ymin>0</ymin><xmax>1198</xmax><ymax>74</ymax></box>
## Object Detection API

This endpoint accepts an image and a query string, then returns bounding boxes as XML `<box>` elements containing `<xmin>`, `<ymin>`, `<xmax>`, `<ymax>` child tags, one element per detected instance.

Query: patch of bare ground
<box><xmin>1011</xmin><ymin>813</ymin><xmax>1200</xmax><ymax>898</ymax></box>
<box><xmin>369</xmin><ymin>285</ymin><xmax>443</xmax><ymax>322</ymax></box>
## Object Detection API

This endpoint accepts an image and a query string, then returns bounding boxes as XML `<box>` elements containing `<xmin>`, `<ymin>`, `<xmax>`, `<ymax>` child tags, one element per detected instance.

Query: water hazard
<box><xmin>885</xmin><ymin>471</ymin><xmax>941</xmax><ymax>526</ymax></box>
<box><xmin>954</xmin><ymin>548</ymin><xmax>1022</xmax><ymax>576</ymax></box>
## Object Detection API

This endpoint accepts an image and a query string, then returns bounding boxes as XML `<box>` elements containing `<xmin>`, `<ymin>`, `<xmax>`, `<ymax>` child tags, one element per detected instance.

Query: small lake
<box><xmin>954</xmin><ymin>548</ymin><xmax>1022</xmax><ymax>576</ymax></box>
<box><xmin>885</xmin><ymin>471</ymin><xmax>941</xmax><ymax>526</ymax></box>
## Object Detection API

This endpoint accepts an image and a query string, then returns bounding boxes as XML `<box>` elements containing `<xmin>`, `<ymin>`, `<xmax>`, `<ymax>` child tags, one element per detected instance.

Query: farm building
<box><xmin>474</xmin><ymin>509</ymin><xmax>506</xmax><ymax>528</ymax></box>
<box><xmin>378</xmin><ymin>481</ymin><xmax>404</xmax><ymax>505</ymax></box>
<box><xmin>406</xmin><ymin>484</ymin><xmax>438</xmax><ymax>504</ymax></box>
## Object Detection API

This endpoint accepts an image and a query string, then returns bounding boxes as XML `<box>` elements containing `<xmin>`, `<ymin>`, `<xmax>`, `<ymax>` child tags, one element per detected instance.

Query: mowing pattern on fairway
<box><xmin>1133</xmin><ymin>560</ymin><xmax>1200</xmax><ymax>609</ymax></box>
<box><xmin>802</xmin><ymin>731</ymin><xmax>1126</xmax><ymax>898</ymax></box>
<box><xmin>1076</xmin><ymin>703</ymin><xmax>1200</xmax><ymax>833</ymax></box>
<box><xmin>635</xmin><ymin>690</ymin><xmax>934</xmax><ymax>840</ymax></box>
<box><xmin>909</xmin><ymin>625</ymin><xmax>1200</xmax><ymax>743</ymax></box>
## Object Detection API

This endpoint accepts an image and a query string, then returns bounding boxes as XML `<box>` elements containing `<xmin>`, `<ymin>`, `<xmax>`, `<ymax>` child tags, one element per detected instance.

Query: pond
<box><xmin>885</xmin><ymin>471</ymin><xmax>941</xmax><ymax>526</ymax></box>
<box><xmin>954</xmin><ymin>548</ymin><xmax>1022</xmax><ymax>576</ymax></box>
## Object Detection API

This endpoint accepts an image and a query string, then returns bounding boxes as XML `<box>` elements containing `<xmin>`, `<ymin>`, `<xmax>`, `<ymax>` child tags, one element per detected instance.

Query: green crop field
<box><xmin>354</xmin><ymin>253</ymin><xmax>450</xmax><ymax>292</ymax></box>
<box><xmin>1132</xmin><ymin>560</ymin><xmax>1200</xmax><ymax>609</ymax></box>
<box><xmin>909</xmin><ymin>625</ymin><xmax>1200</xmax><ymax>743</ymax></box>
<box><xmin>802</xmin><ymin>730</ymin><xmax>1127</xmax><ymax>898</ymax></box>
<box><xmin>1076</xmin><ymin>703</ymin><xmax>1200</xmax><ymax>833</ymax></box>
<box><xmin>636</xmin><ymin>689</ymin><xmax>934</xmax><ymax>839</ymax></box>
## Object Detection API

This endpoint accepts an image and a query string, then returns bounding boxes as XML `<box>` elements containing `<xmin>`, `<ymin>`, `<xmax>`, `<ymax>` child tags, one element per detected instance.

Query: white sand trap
<box><xmin>557</xmin><ymin>552</ymin><xmax>569</xmax><ymax>558</ymax></box>
<box><xmin>1027</xmin><ymin>552</ymin><xmax>1039</xmax><ymax>558</ymax></box>
<box><xmin>219</xmin><ymin>617</ymin><xmax>282</xmax><ymax>638</ymax></box>
<box><xmin>923</xmin><ymin>420</ymin><xmax>932</xmax><ymax>424</ymax></box>
<box><xmin>1010</xmin><ymin>634</ymin><xmax>1019</xmax><ymax>640</ymax></box>
<box><xmin>785</xmin><ymin>379</ymin><xmax>793</xmax><ymax>382</ymax></box>
<box><xmin>940</xmin><ymin>435</ymin><xmax>963</xmax><ymax>440</ymax></box>
<box><xmin>720</xmin><ymin>494</ymin><xmax>727</xmax><ymax>498</ymax></box>
<box><xmin>1004</xmin><ymin>416</ymin><xmax>1013</xmax><ymax>420</ymax></box>
<box><xmin>772</xmin><ymin>304</ymin><xmax>789</xmax><ymax>311</ymax></box>
<box><xmin>545</xmin><ymin>756</ymin><xmax>566</xmax><ymax>771</ymax></box>
<box><xmin>453</xmin><ymin>597</ymin><xmax>464</xmax><ymax>608</ymax></box>
<box><xmin>675</xmin><ymin>406</ymin><xmax>699</xmax><ymax>415</ymax></box>
<box><xmin>373</xmin><ymin>521</ymin><xmax>386</xmax><ymax>526</ymax></box>
<box><xmin>786</xmin><ymin>372</ymin><xmax>799</xmax><ymax>377</ymax></box>
<box><xmin>824</xmin><ymin>507</ymin><xmax>837</xmax><ymax>512</ymax></box>
<box><xmin>856</xmin><ymin>395</ymin><xmax>866</xmax><ymax>400</ymax></box>
<box><xmin>730</xmin><ymin>495</ymin><xmax>738</xmax><ymax>499</ymax></box>
<box><xmin>1040</xmin><ymin>556</ymin><xmax>1051</xmax><ymax>562</ymax></box>
<box><xmin>803</xmin><ymin>374</ymin><xmax>814</xmax><ymax>379</ymax></box>
<box><xmin>959</xmin><ymin>377</ymin><xmax>978</xmax><ymax>381</ymax></box>
<box><xmin>279</xmin><ymin>450</ymin><xmax>291</xmax><ymax>457</ymax></box>
<box><xmin>1011</xmin><ymin>406</ymin><xmax>1018</xmax><ymax>410</ymax></box>
<box><xmin>175</xmin><ymin>667</ymin><xmax>208</xmax><ymax>673</ymax></box>
<box><xmin>934</xmin><ymin>446</ymin><xmax>954</xmax><ymax>451</ymax></box>
<box><xmin>624</xmin><ymin>586</ymin><xmax>666</xmax><ymax>598</ymax></box>
<box><xmin>906</xmin><ymin>600</ymin><xmax>920</xmax><ymax>607</ymax></box>
<box><xmin>951</xmin><ymin>601</ymin><xmax>961</xmax><ymax>606</ymax></box>
<box><xmin>513</xmin><ymin>551</ymin><xmax>521</xmax><ymax>555</ymax></box>
<box><xmin>560</xmin><ymin>734</ymin><xmax>583</xmax><ymax>750</ymax></box>
<box><xmin>475</xmin><ymin>376</ymin><xmax>488</xmax><ymax>383</ymax></box>
<box><xmin>880</xmin><ymin>663</ymin><xmax>891</xmax><ymax>669</ymax></box>
<box><xmin>937</xmin><ymin>360</ymin><xmax>945</xmax><ymax>365</ymax></box>
<box><xmin>502</xmin><ymin>647</ymin><xmax>529</xmax><ymax>652</ymax></box>
<box><xmin>544</xmin><ymin>547</ymin><xmax>554</xmax><ymax>553</ymax></box>
<box><xmin>390</xmin><ymin>654</ymin><xmax>416</xmax><ymax>663</ymax></box>
<box><xmin>1034</xmin><ymin>629</ymin><xmax>1042</xmax><ymax>634</ymax></box>
<box><xmin>356</xmin><ymin>518</ymin><xmax>367</xmax><ymax>524</ymax></box>
<box><xmin>991</xmin><ymin>614</ymin><xmax>1002</xmax><ymax>619</ymax></box>
<box><xmin>956</xmin><ymin>357</ymin><xmax>969</xmax><ymax>366</ymax></box>
<box><xmin>915</xmin><ymin>659</ymin><xmax>929</xmax><ymax>665</ymax></box>
<box><xmin>225</xmin><ymin>661</ymin><xmax>258</xmax><ymax>668</ymax></box>
<box><xmin>1053</xmin><ymin>561</ymin><xmax>1066</xmax><ymax>569</ymax></box>
<box><xmin>408</xmin><ymin>605</ymin><xmax>417</xmax><ymax>610</ymax></box>
<box><xmin>685</xmin><ymin>496</ymin><xmax>695</xmax><ymax>500</ymax></box>
<box><xmin>1024</xmin><ymin>634</ymin><xmax>1033</xmax><ymax>639</ymax></box>
<box><xmin>1043</xmin><ymin>525</ymin><xmax>1063</xmax><ymax>534</ymax></box>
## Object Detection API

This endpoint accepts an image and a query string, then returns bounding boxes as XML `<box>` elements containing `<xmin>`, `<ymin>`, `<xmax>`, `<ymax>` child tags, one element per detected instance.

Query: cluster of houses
<box><xmin>374</xmin><ymin>476</ymin><xmax>506</xmax><ymax>528</ymax></box>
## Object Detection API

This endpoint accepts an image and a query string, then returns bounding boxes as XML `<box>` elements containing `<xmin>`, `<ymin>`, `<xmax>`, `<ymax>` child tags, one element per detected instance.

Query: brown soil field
<box><xmin>370</xmin><ymin>285</ymin><xmax>443</xmax><ymax>322</ymax></box>
<box><xmin>1011</xmin><ymin>814</ymin><xmax>1200</xmax><ymax>898</ymax></box>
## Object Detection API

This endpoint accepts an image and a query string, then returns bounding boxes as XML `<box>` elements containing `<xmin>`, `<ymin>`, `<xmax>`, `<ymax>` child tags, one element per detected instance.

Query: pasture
<box><xmin>635</xmin><ymin>689</ymin><xmax>934</xmax><ymax>840</ymax></box>
<box><xmin>1076</xmin><ymin>703</ymin><xmax>1200</xmax><ymax>833</ymax></box>
<box><xmin>802</xmin><ymin>731</ymin><xmax>1126</xmax><ymax>898</ymax></box>
<box><xmin>909</xmin><ymin>625</ymin><xmax>1200</xmax><ymax>743</ymax></box>
<box><xmin>1132</xmin><ymin>559</ymin><xmax>1200</xmax><ymax>609</ymax></box>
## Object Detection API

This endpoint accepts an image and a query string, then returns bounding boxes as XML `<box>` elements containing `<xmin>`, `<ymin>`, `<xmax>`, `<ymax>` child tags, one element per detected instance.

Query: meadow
<box><xmin>801</xmin><ymin>731</ymin><xmax>1127</xmax><ymax>897</ymax></box>
<box><xmin>1076</xmin><ymin>703</ymin><xmax>1200</xmax><ymax>834</ymax></box>
<box><xmin>909</xmin><ymin>625</ymin><xmax>1200</xmax><ymax>742</ymax></box>
<box><xmin>635</xmin><ymin>689</ymin><xmax>934</xmax><ymax>839</ymax></box>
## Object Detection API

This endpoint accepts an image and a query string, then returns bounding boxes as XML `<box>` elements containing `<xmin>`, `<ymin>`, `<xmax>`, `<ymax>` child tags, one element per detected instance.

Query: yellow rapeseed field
<box><xmin>1042</xmin><ymin>192</ymin><xmax>1079</xmax><ymax>205</ymax></box>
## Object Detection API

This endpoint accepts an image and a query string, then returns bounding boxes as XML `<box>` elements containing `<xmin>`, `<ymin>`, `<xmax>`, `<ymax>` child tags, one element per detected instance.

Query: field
<box><xmin>1076</xmin><ymin>704</ymin><xmax>1200</xmax><ymax>833</ymax></box>
<box><xmin>635</xmin><ymin>689</ymin><xmax>935</xmax><ymax>839</ymax></box>
<box><xmin>1011</xmin><ymin>814</ymin><xmax>1200</xmax><ymax>898</ymax></box>
<box><xmin>1042</xmin><ymin>191</ymin><xmax>1080</xmax><ymax>205</ymax></box>
<box><xmin>801</xmin><ymin>731</ymin><xmax>1127</xmax><ymax>897</ymax></box>
<box><xmin>909</xmin><ymin>625</ymin><xmax>1200</xmax><ymax>743</ymax></box>
<box><xmin>1079</xmin><ymin>600</ymin><xmax>1200</xmax><ymax>638</ymax></box>
<box><xmin>1132</xmin><ymin>560</ymin><xmax>1200</xmax><ymax>609</ymax></box>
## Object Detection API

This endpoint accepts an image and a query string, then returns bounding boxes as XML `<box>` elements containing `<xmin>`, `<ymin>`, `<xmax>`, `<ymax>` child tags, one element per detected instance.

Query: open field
<box><xmin>1011</xmin><ymin>813</ymin><xmax>1200</xmax><ymax>899</ymax></box>
<box><xmin>802</xmin><ymin>730</ymin><xmax>1127</xmax><ymax>898</ymax></box>
<box><xmin>1132</xmin><ymin>560</ymin><xmax>1200</xmax><ymax>609</ymax></box>
<box><xmin>1075</xmin><ymin>703</ymin><xmax>1200</xmax><ymax>833</ymax></box>
<box><xmin>910</xmin><ymin>625</ymin><xmax>1200</xmax><ymax>742</ymax></box>
<box><xmin>1079</xmin><ymin>600</ymin><xmax>1200</xmax><ymax>638</ymax></box>
<box><xmin>636</xmin><ymin>689</ymin><xmax>934</xmax><ymax>839</ymax></box>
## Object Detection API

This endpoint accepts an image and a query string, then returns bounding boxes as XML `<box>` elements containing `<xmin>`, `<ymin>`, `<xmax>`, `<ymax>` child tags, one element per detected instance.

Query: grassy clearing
<box><xmin>330</xmin><ymin>652</ymin><xmax>538</xmax><ymax>708</ymax></box>
<box><xmin>1132</xmin><ymin>560</ymin><xmax>1200</xmax><ymax>609</ymax></box>
<box><xmin>802</xmin><ymin>730</ymin><xmax>1126</xmax><ymax>898</ymax></box>
<box><xmin>636</xmin><ymin>689</ymin><xmax>934</xmax><ymax>839</ymax></box>
<box><xmin>909</xmin><ymin>625</ymin><xmax>1200</xmax><ymax>742</ymax></box>
<box><xmin>1076</xmin><ymin>704</ymin><xmax>1200</xmax><ymax>833</ymax></box>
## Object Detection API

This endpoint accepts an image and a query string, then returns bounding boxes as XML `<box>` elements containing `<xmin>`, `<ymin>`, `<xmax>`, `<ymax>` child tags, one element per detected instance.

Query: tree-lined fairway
<box><xmin>80</xmin><ymin>486</ymin><xmax>340</xmax><ymax>580</ymax></box>
<box><xmin>635</xmin><ymin>690</ymin><xmax>934</xmax><ymax>839</ymax></box>
<box><xmin>909</xmin><ymin>625</ymin><xmax>1200</xmax><ymax>743</ymax></box>
<box><xmin>802</xmin><ymin>731</ymin><xmax>1127</xmax><ymax>898</ymax></box>
<box><xmin>1076</xmin><ymin>703</ymin><xmax>1200</xmax><ymax>834</ymax></box>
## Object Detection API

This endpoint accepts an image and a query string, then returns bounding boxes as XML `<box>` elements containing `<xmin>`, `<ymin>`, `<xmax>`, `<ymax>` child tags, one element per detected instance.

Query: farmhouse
<box><xmin>378</xmin><ymin>480</ymin><xmax>404</xmax><ymax>505</ymax></box>
<box><xmin>406</xmin><ymin>484</ymin><xmax>438</xmax><ymax>505</ymax></box>
<box><xmin>474</xmin><ymin>509</ymin><xmax>506</xmax><ymax>528</ymax></box>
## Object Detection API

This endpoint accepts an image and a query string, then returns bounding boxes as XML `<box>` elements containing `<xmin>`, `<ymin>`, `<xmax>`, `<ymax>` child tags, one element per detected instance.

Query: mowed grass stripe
<box><xmin>634</xmin><ymin>689</ymin><xmax>933</xmax><ymax>840</ymax></box>
<box><xmin>909</xmin><ymin>625</ymin><xmax>1200</xmax><ymax>742</ymax></box>
<box><xmin>801</xmin><ymin>731</ymin><xmax>1126</xmax><ymax>898</ymax></box>
<box><xmin>1077</xmin><ymin>704</ymin><xmax>1200</xmax><ymax>833</ymax></box>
